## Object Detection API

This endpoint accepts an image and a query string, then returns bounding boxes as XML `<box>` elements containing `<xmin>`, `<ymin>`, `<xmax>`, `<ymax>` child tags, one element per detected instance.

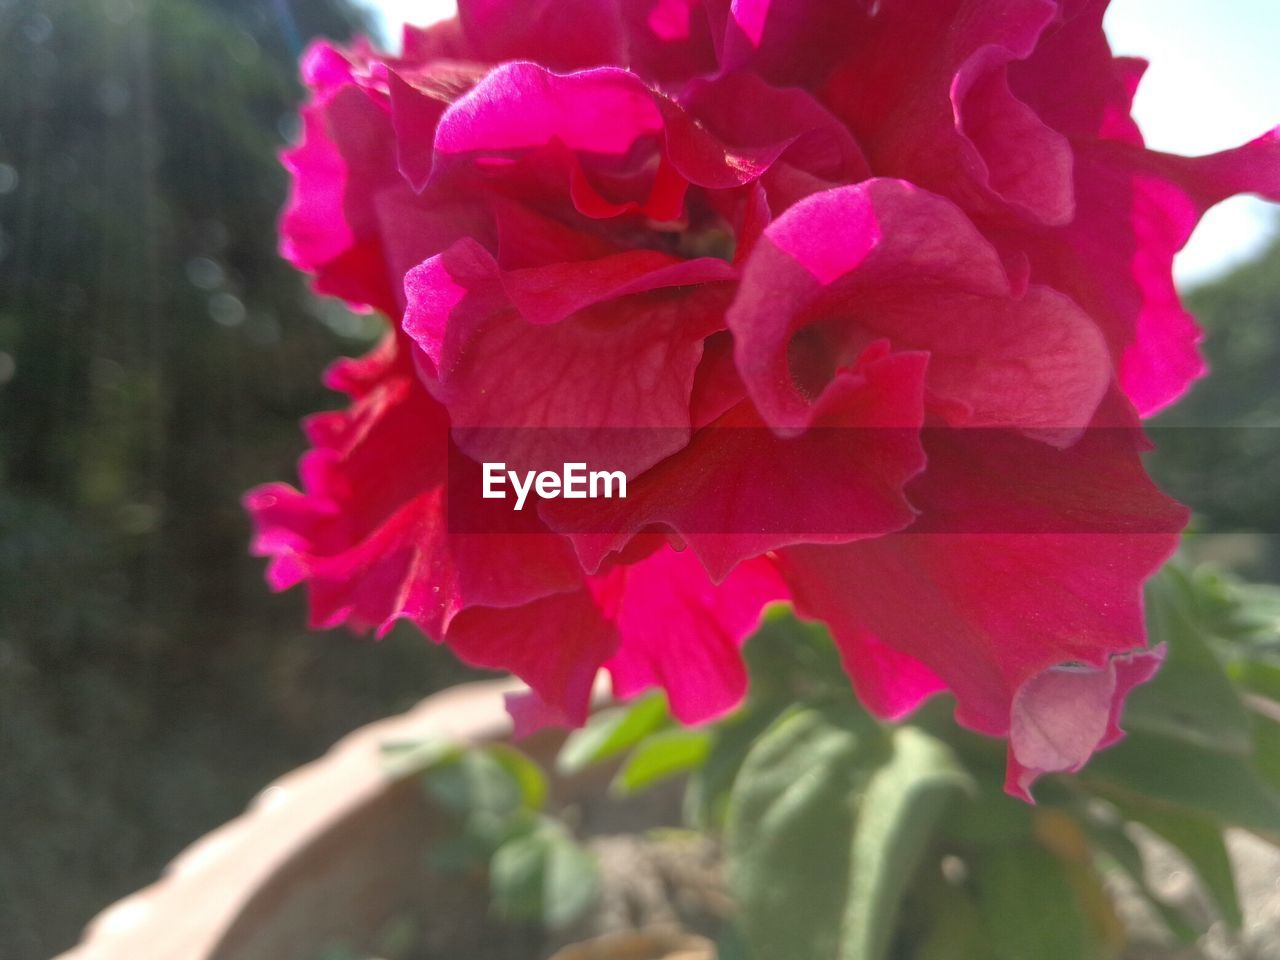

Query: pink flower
<box><xmin>247</xmin><ymin>0</ymin><xmax>1279</xmax><ymax>796</ymax></box>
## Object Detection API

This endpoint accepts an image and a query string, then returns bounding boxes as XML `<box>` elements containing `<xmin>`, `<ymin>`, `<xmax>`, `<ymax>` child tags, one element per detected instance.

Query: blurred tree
<box><xmin>1149</xmin><ymin>231</ymin><xmax>1280</xmax><ymax>577</ymax></box>
<box><xmin>0</xmin><ymin>2</ymin><xmax>475</xmax><ymax>957</ymax></box>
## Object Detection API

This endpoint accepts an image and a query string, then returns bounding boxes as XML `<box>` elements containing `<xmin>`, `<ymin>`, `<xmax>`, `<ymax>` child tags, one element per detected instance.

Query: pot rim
<box><xmin>55</xmin><ymin>677</ymin><xmax>524</xmax><ymax>960</ymax></box>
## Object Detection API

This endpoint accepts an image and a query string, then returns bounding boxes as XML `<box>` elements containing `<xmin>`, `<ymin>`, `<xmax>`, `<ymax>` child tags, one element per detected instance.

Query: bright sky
<box><xmin>367</xmin><ymin>0</ymin><xmax>1279</xmax><ymax>286</ymax></box>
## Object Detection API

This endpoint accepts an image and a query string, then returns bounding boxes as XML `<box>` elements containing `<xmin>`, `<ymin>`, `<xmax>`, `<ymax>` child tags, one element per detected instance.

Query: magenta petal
<box><xmin>400</xmin><ymin>19</ymin><xmax>472</xmax><ymax>63</ymax></box>
<box><xmin>458</xmin><ymin>0</ymin><xmax>625</xmax><ymax>71</ymax></box>
<box><xmin>598</xmin><ymin>549</ymin><xmax>786</xmax><ymax>724</ymax></box>
<box><xmin>953</xmin><ymin>47</ymin><xmax>1075</xmax><ymax>224</ymax></box>
<box><xmin>431</xmin><ymin>63</ymin><xmax>665</xmax><ymax>181</ymax></box>
<box><xmin>387</xmin><ymin>64</ymin><xmax>488</xmax><ymax>191</ymax></box>
<box><xmin>1007</xmin><ymin>0</ymin><xmax>1145</xmax><ymax>146</ymax></box>
<box><xmin>1005</xmin><ymin>644</ymin><xmax>1165</xmax><ymax>801</ymax></box>
<box><xmin>667</xmin><ymin>72</ymin><xmax>870</xmax><ymax>189</ymax></box>
<box><xmin>729</xmin><ymin>180</ymin><xmax>1111</xmax><ymax>437</ymax></box>
<box><xmin>720</xmin><ymin>0</ymin><xmax>864</xmax><ymax>87</ymax></box>
<box><xmin>780</xmin><ymin>393</ymin><xmax>1185</xmax><ymax>759</ymax></box>
<box><xmin>545</xmin><ymin>347</ymin><xmax>927</xmax><ymax>581</ymax></box>
<box><xmin>244</xmin><ymin>336</ymin><xmax>581</xmax><ymax>639</ymax></box>
<box><xmin>820</xmin><ymin>0</ymin><xmax>1072</xmax><ymax>225</ymax></box>
<box><xmin>1021</xmin><ymin>130</ymin><xmax>1280</xmax><ymax>415</ymax></box>
<box><xmin>403</xmin><ymin>239</ymin><xmax>731</xmax><ymax>478</ymax></box>
<box><xmin>833</xmin><ymin>628</ymin><xmax>948</xmax><ymax>722</ymax></box>
<box><xmin>501</xmin><ymin>252</ymin><xmax>736</xmax><ymax>327</ymax></box>
<box><xmin>280</xmin><ymin>46</ymin><xmax>403</xmax><ymax>315</ymax></box>
<box><xmin>448</xmin><ymin>590</ymin><xmax>617</xmax><ymax>727</ymax></box>
<box><xmin>622</xmin><ymin>0</ymin><xmax>719</xmax><ymax>84</ymax></box>
<box><xmin>505</xmin><ymin>688</ymin><xmax>575</xmax><ymax>739</ymax></box>
<box><xmin>431</xmin><ymin>60</ymin><xmax>838</xmax><ymax>214</ymax></box>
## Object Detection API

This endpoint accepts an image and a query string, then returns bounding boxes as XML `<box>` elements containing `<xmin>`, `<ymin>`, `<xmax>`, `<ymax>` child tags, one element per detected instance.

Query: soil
<box><xmin>1117</xmin><ymin>830</ymin><xmax>1280</xmax><ymax>960</ymax></box>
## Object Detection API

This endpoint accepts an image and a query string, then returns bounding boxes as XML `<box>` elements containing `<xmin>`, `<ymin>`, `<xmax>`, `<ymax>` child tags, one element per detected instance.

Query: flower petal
<box><xmin>544</xmin><ymin>346</ymin><xmax>927</xmax><ymax>581</ymax></box>
<box><xmin>729</xmin><ymin>180</ymin><xmax>1111</xmax><ymax>437</ymax></box>
<box><xmin>596</xmin><ymin>548</ymin><xmax>786</xmax><ymax>723</ymax></box>
<box><xmin>457</xmin><ymin>0</ymin><xmax>626</xmax><ymax>71</ymax></box>
<box><xmin>779</xmin><ymin>392</ymin><xmax>1185</xmax><ymax>782</ymax></box>
<box><xmin>821</xmin><ymin>0</ymin><xmax>1074</xmax><ymax>225</ymax></box>
<box><xmin>1005</xmin><ymin>644</ymin><xmax>1164</xmax><ymax>800</ymax></box>
<box><xmin>244</xmin><ymin>336</ymin><xmax>581</xmax><ymax>638</ymax></box>
<box><xmin>403</xmin><ymin>239</ymin><xmax>733</xmax><ymax>477</ymax></box>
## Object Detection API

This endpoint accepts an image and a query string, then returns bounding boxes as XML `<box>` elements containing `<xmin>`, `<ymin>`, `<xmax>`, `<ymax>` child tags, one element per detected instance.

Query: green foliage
<box><xmin>975</xmin><ymin>842</ymin><xmax>1092</xmax><ymax>960</ymax></box>
<box><xmin>613</xmin><ymin>727</ymin><xmax>713</xmax><ymax>795</ymax></box>
<box><xmin>840</xmin><ymin>727</ymin><xmax>973</xmax><ymax>960</ymax></box>
<box><xmin>518</xmin><ymin>561</ymin><xmax>1280</xmax><ymax>959</ymax></box>
<box><xmin>490</xmin><ymin>823</ymin><xmax>601</xmax><ymax>929</ymax></box>
<box><xmin>410</xmin><ymin>557</ymin><xmax>1280</xmax><ymax>957</ymax></box>
<box><xmin>556</xmin><ymin>692</ymin><xmax>671</xmax><ymax>775</ymax></box>
<box><xmin>1123</xmin><ymin>567</ymin><xmax>1253</xmax><ymax>751</ymax></box>
<box><xmin>417</xmin><ymin>744</ymin><xmax>601</xmax><ymax>931</ymax></box>
<box><xmin>1081</xmin><ymin>568</ymin><xmax>1280</xmax><ymax>843</ymax></box>
<box><xmin>1147</xmin><ymin>234</ymin><xmax>1280</xmax><ymax>576</ymax></box>
<box><xmin>0</xmin><ymin>2</ymin><xmax>481</xmax><ymax>956</ymax></box>
<box><xmin>725</xmin><ymin>703</ymin><xmax>880</xmax><ymax>959</ymax></box>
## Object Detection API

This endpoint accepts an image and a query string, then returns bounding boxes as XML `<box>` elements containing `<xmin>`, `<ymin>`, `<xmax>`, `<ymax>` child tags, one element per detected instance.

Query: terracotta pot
<box><xmin>55</xmin><ymin>678</ymin><xmax>561</xmax><ymax>960</ymax></box>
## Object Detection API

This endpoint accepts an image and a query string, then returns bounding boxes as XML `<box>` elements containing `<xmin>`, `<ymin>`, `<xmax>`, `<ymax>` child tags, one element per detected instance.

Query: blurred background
<box><xmin>0</xmin><ymin>1</ymin><xmax>1275</xmax><ymax>957</ymax></box>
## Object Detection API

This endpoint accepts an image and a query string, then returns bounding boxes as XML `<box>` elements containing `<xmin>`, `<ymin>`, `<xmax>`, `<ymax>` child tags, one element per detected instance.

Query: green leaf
<box><xmin>686</xmin><ymin>704</ymin><xmax>788</xmax><ymax>830</ymax></box>
<box><xmin>424</xmin><ymin>748</ymin><xmax>527</xmax><ymax>821</ymax></box>
<box><xmin>1194</xmin><ymin>570</ymin><xmax>1280</xmax><ymax>648</ymax></box>
<box><xmin>422</xmin><ymin>744</ymin><xmax>546</xmax><ymax>852</ymax></box>
<box><xmin>555</xmin><ymin>694</ymin><xmax>670</xmax><ymax>775</ymax></box>
<box><xmin>914</xmin><ymin>885</ymin><xmax>993</xmax><ymax>960</ymax></box>
<box><xmin>612</xmin><ymin>727</ymin><xmax>713</xmax><ymax>795</ymax></box>
<box><xmin>741</xmin><ymin>606</ymin><xmax>849</xmax><ymax>705</ymax></box>
<box><xmin>943</xmin><ymin>780</ymin><xmax>1036</xmax><ymax>847</ymax></box>
<box><xmin>1251</xmin><ymin>710</ymin><xmax>1280</xmax><ymax>793</ymax></box>
<box><xmin>1082</xmin><ymin>731</ymin><xmax>1280</xmax><ymax>836</ymax></box>
<box><xmin>489</xmin><ymin>832</ymin><xmax>547</xmax><ymax>921</ymax></box>
<box><xmin>725</xmin><ymin>704</ymin><xmax>883</xmax><ymax>960</ymax></box>
<box><xmin>1229</xmin><ymin>655</ymin><xmax>1280</xmax><ymax>703</ymax></box>
<box><xmin>839</xmin><ymin>727</ymin><xmax>971</xmax><ymax>960</ymax></box>
<box><xmin>489</xmin><ymin>825</ymin><xmax>600</xmax><ymax>930</ymax></box>
<box><xmin>427</xmin><ymin>830</ymin><xmax>495</xmax><ymax>874</ymax></box>
<box><xmin>975</xmin><ymin>843</ymin><xmax>1091</xmax><ymax>960</ymax></box>
<box><xmin>485</xmin><ymin>743</ymin><xmax>549</xmax><ymax>812</ymax></box>
<box><xmin>684</xmin><ymin>607</ymin><xmax>849</xmax><ymax>829</ymax></box>
<box><xmin>1115</xmin><ymin>803</ymin><xmax>1241</xmax><ymax>929</ymax></box>
<box><xmin>1126</xmin><ymin>569</ymin><xmax>1252</xmax><ymax>752</ymax></box>
<box><xmin>541</xmin><ymin>832</ymin><xmax>602</xmax><ymax>928</ymax></box>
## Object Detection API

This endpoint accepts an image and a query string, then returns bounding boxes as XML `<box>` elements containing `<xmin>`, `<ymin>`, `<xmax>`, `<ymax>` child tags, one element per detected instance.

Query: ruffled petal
<box><xmin>543</xmin><ymin>345</ymin><xmax>927</xmax><ymax>580</ymax></box>
<box><xmin>280</xmin><ymin>44</ymin><xmax>403</xmax><ymax>314</ymax></box>
<box><xmin>729</xmin><ymin>179</ymin><xmax>1111</xmax><ymax>437</ymax></box>
<box><xmin>1011</xmin><ymin>130</ymin><xmax>1280</xmax><ymax>415</ymax></box>
<box><xmin>402</xmin><ymin>238</ymin><xmax>733</xmax><ymax>477</ymax></box>
<box><xmin>779</xmin><ymin>392</ymin><xmax>1186</xmax><ymax>791</ymax></box>
<box><xmin>621</xmin><ymin>0</ymin><xmax>719</xmax><ymax>85</ymax></box>
<box><xmin>821</xmin><ymin>0</ymin><xmax>1074</xmax><ymax>225</ymax></box>
<box><xmin>718</xmin><ymin>0</ymin><xmax>865</xmax><ymax>87</ymax></box>
<box><xmin>596</xmin><ymin>548</ymin><xmax>786</xmax><ymax>723</ymax></box>
<box><xmin>243</xmin><ymin>336</ymin><xmax>582</xmax><ymax>638</ymax></box>
<box><xmin>457</xmin><ymin>0</ymin><xmax>626</xmax><ymax>71</ymax></box>
<box><xmin>281</xmin><ymin>43</ymin><xmax>488</xmax><ymax>316</ymax></box>
<box><xmin>447</xmin><ymin>589</ymin><xmax>618</xmax><ymax>726</ymax></box>
<box><xmin>1005</xmin><ymin>644</ymin><xmax>1164</xmax><ymax>800</ymax></box>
